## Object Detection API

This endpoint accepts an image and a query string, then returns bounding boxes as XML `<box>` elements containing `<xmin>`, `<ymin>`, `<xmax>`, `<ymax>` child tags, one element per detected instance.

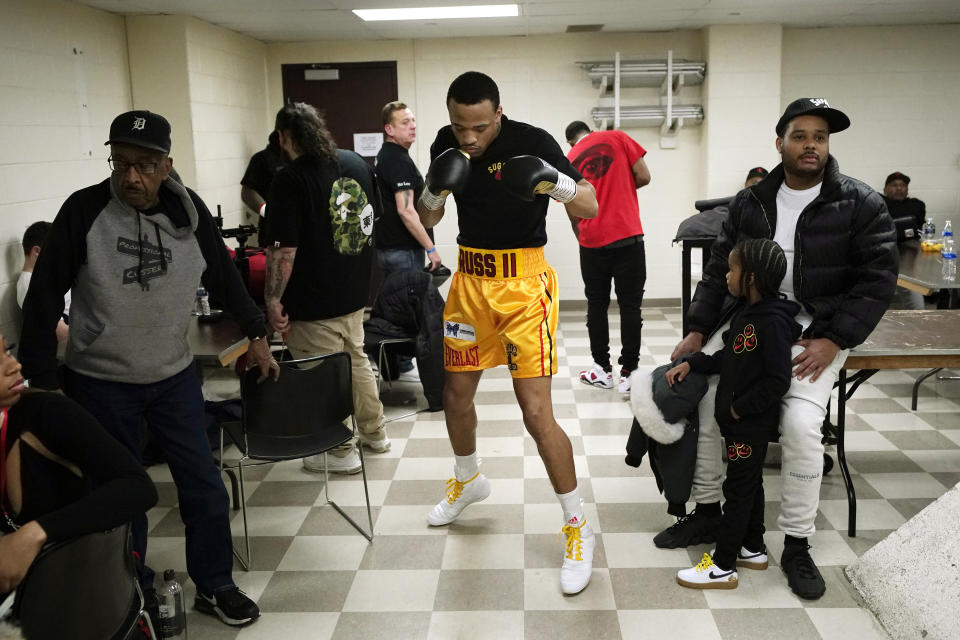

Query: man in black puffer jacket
<box><xmin>658</xmin><ymin>98</ymin><xmax>898</xmax><ymax>601</ymax></box>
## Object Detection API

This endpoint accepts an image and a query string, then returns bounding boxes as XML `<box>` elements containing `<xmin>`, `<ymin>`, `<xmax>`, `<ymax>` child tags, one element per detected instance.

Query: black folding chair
<box><xmin>217</xmin><ymin>352</ymin><xmax>374</xmax><ymax>570</ymax></box>
<box><xmin>13</xmin><ymin>524</ymin><xmax>155</xmax><ymax>640</ymax></box>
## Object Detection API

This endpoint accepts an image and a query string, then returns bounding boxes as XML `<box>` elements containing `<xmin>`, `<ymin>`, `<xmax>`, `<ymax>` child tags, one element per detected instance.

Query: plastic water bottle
<box><xmin>943</xmin><ymin>236</ymin><xmax>957</xmax><ymax>281</ymax></box>
<box><xmin>195</xmin><ymin>286</ymin><xmax>210</xmax><ymax>316</ymax></box>
<box><xmin>158</xmin><ymin>569</ymin><xmax>187</xmax><ymax>639</ymax></box>
<box><xmin>923</xmin><ymin>218</ymin><xmax>935</xmax><ymax>243</ymax></box>
<box><xmin>942</xmin><ymin>220</ymin><xmax>953</xmax><ymax>244</ymax></box>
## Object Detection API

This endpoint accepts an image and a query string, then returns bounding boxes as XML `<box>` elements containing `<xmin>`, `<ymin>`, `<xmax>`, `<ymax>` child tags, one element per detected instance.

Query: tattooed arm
<box><xmin>264</xmin><ymin>246</ymin><xmax>296</xmax><ymax>332</ymax></box>
<box><xmin>396</xmin><ymin>189</ymin><xmax>441</xmax><ymax>271</ymax></box>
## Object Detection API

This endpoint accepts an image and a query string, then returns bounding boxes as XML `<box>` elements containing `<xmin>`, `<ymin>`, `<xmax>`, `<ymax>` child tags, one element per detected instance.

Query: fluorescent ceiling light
<box><xmin>353</xmin><ymin>5</ymin><xmax>519</xmax><ymax>21</ymax></box>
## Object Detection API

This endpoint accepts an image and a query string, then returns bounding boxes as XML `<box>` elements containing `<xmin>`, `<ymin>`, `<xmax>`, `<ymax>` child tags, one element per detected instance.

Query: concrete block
<box><xmin>846</xmin><ymin>483</ymin><xmax>960</xmax><ymax>640</ymax></box>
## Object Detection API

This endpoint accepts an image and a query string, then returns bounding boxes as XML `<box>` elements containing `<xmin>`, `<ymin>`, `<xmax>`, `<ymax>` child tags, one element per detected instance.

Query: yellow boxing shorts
<box><xmin>443</xmin><ymin>245</ymin><xmax>559</xmax><ymax>378</ymax></box>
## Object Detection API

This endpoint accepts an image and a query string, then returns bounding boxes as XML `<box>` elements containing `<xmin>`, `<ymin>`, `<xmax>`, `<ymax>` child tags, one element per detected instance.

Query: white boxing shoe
<box><xmin>427</xmin><ymin>472</ymin><xmax>490</xmax><ymax>526</ymax></box>
<box><xmin>560</xmin><ymin>516</ymin><xmax>595</xmax><ymax>595</ymax></box>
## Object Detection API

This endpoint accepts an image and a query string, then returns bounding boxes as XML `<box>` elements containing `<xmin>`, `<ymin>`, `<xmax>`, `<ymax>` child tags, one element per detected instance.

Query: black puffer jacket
<box><xmin>364</xmin><ymin>270</ymin><xmax>445</xmax><ymax>409</ymax></box>
<box><xmin>688</xmin><ymin>156</ymin><xmax>898</xmax><ymax>349</ymax></box>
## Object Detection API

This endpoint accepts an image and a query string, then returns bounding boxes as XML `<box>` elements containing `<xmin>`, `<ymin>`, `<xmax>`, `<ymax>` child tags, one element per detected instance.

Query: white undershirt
<box><xmin>773</xmin><ymin>182</ymin><xmax>821</xmax><ymax>330</ymax></box>
<box><xmin>17</xmin><ymin>271</ymin><xmax>72</xmax><ymax>316</ymax></box>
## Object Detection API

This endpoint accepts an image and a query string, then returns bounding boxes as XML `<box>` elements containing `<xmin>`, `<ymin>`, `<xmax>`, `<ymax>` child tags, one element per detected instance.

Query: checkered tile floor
<box><xmin>146</xmin><ymin>305</ymin><xmax>960</xmax><ymax>639</ymax></box>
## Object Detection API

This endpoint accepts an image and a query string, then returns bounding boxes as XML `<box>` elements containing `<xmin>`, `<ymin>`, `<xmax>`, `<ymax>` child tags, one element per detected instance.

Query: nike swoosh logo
<box><xmin>709</xmin><ymin>570</ymin><xmax>733</xmax><ymax>579</ymax></box>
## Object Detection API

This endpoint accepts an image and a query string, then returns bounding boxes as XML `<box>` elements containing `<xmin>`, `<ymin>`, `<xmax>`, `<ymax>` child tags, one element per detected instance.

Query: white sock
<box><xmin>556</xmin><ymin>488</ymin><xmax>583</xmax><ymax>525</ymax></box>
<box><xmin>454</xmin><ymin>453</ymin><xmax>479</xmax><ymax>482</ymax></box>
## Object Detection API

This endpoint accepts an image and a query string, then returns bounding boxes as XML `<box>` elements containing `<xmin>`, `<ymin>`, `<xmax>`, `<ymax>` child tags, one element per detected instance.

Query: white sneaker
<box><xmin>617</xmin><ymin>369</ymin><xmax>632</xmax><ymax>394</ymax></box>
<box><xmin>677</xmin><ymin>552</ymin><xmax>738</xmax><ymax>590</ymax></box>
<box><xmin>302</xmin><ymin>449</ymin><xmax>362</xmax><ymax>475</ymax></box>
<box><xmin>427</xmin><ymin>472</ymin><xmax>490</xmax><ymax>526</ymax></box>
<box><xmin>710</xmin><ymin>545</ymin><xmax>769</xmax><ymax>570</ymax></box>
<box><xmin>560</xmin><ymin>516</ymin><xmax>595</xmax><ymax>595</ymax></box>
<box><xmin>579</xmin><ymin>363</ymin><xmax>613</xmax><ymax>389</ymax></box>
<box><xmin>359</xmin><ymin>434</ymin><xmax>392</xmax><ymax>453</ymax></box>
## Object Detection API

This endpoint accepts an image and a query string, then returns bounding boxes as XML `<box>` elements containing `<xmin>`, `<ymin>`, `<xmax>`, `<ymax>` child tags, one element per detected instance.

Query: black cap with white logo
<box><xmin>776</xmin><ymin>98</ymin><xmax>850</xmax><ymax>137</ymax></box>
<box><xmin>104</xmin><ymin>110</ymin><xmax>171</xmax><ymax>154</ymax></box>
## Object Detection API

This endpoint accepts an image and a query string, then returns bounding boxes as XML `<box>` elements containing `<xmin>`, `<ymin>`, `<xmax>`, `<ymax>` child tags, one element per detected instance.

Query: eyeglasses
<box><xmin>108</xmin><ymin>157</ymin><xmax>160</xmax><ymax>175</ymax></box>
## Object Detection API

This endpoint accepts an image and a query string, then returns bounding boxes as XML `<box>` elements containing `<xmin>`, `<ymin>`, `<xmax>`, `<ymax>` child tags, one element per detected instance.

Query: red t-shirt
<box><xmin>566</xmin><ymin>130</ymin><xmax>646</xmax><ymax>248</ymax></box>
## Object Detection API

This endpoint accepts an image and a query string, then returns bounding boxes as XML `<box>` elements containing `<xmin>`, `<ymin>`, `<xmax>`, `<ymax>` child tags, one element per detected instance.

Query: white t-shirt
<box><xmin>773</xmin><ymin>182</ymin><xmax>821</xmax><ymax>330</ymax></box>
<box><xmin>17</xmin><ymin>271</ymin><xmax>72</xmax><ymax>316</ymax></box>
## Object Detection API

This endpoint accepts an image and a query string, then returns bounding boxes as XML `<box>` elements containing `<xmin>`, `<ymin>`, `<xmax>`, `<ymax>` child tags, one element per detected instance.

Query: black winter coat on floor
<box><xmin>364</xmin><ymin>270</ymin><xmax>445</xmax><ymax>409</ymax></box>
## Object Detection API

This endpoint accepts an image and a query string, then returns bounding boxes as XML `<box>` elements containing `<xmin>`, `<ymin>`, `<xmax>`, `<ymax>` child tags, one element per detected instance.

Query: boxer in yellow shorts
<box><xmin>443</xmin><ymin>245</ymin><xmax>558</xmax><ymax>377</ymax></box>
<box><xmin>416</xmin><ymin>71</ymin><xmax>600</xmax><ymax>595</ymax></box>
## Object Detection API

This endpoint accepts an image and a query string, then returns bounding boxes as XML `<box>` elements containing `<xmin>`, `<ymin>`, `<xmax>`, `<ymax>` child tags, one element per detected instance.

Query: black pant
<box><xmin>579</xmin><ymin>237</ymin><xmax>645</xmax><ymax>371</ymax></box>
<box><xmin>713</xmin><ymin>438</ymin><xmax>768</xmax><ymax>571</ymax></box>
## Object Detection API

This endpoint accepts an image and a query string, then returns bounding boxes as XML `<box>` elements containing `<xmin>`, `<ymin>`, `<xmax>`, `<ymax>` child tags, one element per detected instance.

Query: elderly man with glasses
<box><xmin>19</xmin><ymin>110</ymin><xmax>278</xmax><ymax>628</ymax></box>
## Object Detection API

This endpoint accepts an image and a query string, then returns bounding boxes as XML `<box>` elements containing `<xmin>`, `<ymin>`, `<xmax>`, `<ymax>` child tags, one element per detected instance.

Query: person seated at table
<box><xmin>743</xmin><ymin>166</ymin><xmax>768</xmax><ymax>188</ymax></box>
<box><xmin>882</xmin><ymin>171</ymin><xmax>926</xmax><ymax>309</ymax></box>
<box><xmin>0</xmin><ymin>333</ymin><xmax>158</xmax><ymax>595</ymax></box>
<box><xmin>17</xmin><ymin>222</ymin><xmax>69</xmax><ymax>346</ymax></box>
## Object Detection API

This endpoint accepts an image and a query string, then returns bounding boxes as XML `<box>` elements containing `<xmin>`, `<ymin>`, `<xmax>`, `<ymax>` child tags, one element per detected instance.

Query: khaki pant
<box><xmin>286</xmin><ymin>309</ymin><xmax>386</xmax><ymax>457</ymax></box>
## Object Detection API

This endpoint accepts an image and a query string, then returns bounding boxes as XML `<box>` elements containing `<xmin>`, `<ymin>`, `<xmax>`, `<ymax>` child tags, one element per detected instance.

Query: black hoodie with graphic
<box><xmin>683</xmin><ymin>298</ymin><xmax>802</xmax><ymax>442</ymax></box>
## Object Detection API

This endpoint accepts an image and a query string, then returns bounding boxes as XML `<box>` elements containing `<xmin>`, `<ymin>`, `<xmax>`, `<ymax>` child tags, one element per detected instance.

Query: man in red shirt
<box><xmin>565</xmin><ymin>121</ymin><xmax>651</xmax><ymax>393</ymax></box>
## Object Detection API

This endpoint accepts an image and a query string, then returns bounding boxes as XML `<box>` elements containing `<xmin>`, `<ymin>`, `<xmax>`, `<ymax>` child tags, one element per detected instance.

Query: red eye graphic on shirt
<box><xmin>571</xmin><ymin>143</ymin><xmax>615</xmax><ymax>181</ymax></box>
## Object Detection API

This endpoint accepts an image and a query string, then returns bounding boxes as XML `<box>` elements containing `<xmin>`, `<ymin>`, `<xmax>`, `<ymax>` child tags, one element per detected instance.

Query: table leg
<box><xmin>912</xmin><ymin>367</ymin><xmax>943</xmax><ymax>410</ymax></box>
<box><xmin>837</xmin><ymin>369</ymin><xmax>856</xmax><ymax>537</ymax></box>
<box><xmin>681</xmin><ymin>244</ymin><xmax>692</xmax><ymax>336</ymax></box>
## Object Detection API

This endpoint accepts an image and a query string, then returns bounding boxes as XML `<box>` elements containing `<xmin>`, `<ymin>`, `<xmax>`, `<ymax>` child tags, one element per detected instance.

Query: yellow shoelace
<box><xmin>695</xmin><ymin>552</ymin><xmax>714</xmax><ymax>573</ymax></box>
<box><xmin>561</xmin><ymin>519</ymin><xmax>586</xmax><ymax>561</ymax></box>
<box><xmin>444</xmin><ymin>472</ymin><xmax>480</xmax><ymax>504</ymax></box>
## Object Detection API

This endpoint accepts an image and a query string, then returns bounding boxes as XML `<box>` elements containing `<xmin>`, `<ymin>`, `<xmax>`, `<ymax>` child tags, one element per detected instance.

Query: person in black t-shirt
<box><xmin>376</xmin><ymin>101</ymin><xmax>440</xmax><ymax>273</ymax></box>
<box><xmin>375</xmin><ymin>101</ymin><xmax>438</xmax><ymax>376</ymax></box>
<box><xmin>416</xmin><ymin>71</ymin><xmax>600</xmax><ymax>596</ymax></box>
<box><xmin>264</xmin><ymin>102</ymin><xmax>390</xmax><ymax>475</ymax></box>
<box><xmin>241</xmin><ymin>131</ymin><xmax>286</xmax><ymax>243</ymax></box>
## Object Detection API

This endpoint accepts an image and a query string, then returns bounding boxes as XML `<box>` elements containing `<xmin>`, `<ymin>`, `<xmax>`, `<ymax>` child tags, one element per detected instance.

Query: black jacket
<box><xmin>883</xmin><ymin>196</ymin><xmax>926</xmax><ymax>243</ymax></box>
<box><xmin>687</xmin><ymin>156</ymin><xmax>898</xmax><ymax>349</ymax></box>
<box><xmin>685</xmin><ymin>299</ymin><xmax>802</xmax><ymax>441</ymax></box>
<box><xmin>363</xmin><ymin>270</ymin><xmax>445</xmax><ymax>409</ymax></box>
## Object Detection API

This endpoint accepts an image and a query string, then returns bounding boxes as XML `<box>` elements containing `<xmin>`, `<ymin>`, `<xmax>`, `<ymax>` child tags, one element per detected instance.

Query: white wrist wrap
<box><xmin>548</xmin><ymin>172</ymin><xmax>578</xmax><ymax>203</ymax></box>
<box><xmin>419</xmin><ymin>186</ymin><xmax>448</xmax><ymax>211</ymax></box>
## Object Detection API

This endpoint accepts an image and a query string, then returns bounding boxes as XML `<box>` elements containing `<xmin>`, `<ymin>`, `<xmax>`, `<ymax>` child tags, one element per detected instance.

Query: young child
<box><xmin>666</xmin><ymin>238</ymin><xmax>801</xmax><ymax>590</ymax></box>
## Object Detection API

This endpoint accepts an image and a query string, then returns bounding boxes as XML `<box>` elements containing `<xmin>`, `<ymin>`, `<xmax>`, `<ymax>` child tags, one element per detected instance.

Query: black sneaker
<box><xmin>780</xmin><ymin>544</ymin><xmax>826</xmax><ymax>600</ymax></box>
<box><xmin>653</xmin><ymin>509</ymin><xmax>720</xmax><ymax>548</ymax></box>
<box><xmin>195</xmin><ymin>587</ymin><xmax>260</xmax><ymax>626</ymax></box>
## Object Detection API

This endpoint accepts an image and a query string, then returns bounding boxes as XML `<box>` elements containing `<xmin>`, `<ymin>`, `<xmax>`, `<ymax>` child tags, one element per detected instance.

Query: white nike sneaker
<box><xmin>617</xmin><ymin>369</ymin><xmax>632</xmax><ymax>394</ymax></box>
<box><xmin>560</xmin><ymin>516</ymin><xmax>595</xmax><ymax>595</ymax></box>
<box><xmin>710</xmin><ymin>545</ymin><xmax>769</xmax><ymax>570</ymax></box>
<box><xmin>359</xmin><ymin>434</ymin><xmax>392</xmax><ymax>453</ymax></box>
<box><xmin>302</xmin><ymin>449</ymin><xmax>362</xmax><ymax>475</ymax></box>
<box><xmin>427</xmin><ymin>472</ymin><xmax>491</xmax><ymax>526</ymax></box>
<box><xmin>677</xmin><ymin>552</ymin><xmax>738</xmax><ymax>590</ymax></box>
<box><xmin>579</xmin><ymin>363</ymin><xmax>613</xmax><ymax>389</ymax></box>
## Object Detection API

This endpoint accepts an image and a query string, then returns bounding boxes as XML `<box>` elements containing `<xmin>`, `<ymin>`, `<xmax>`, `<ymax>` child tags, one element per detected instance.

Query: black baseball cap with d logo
<box><xmin>776</xmin><ymin>98</ymin><xmax>850</xmax><ymax>137</ymax></box>
<box><xmin>105</xmin><ymin>110</ymin><xmax>171</xmax><ymax>153</ymax></box>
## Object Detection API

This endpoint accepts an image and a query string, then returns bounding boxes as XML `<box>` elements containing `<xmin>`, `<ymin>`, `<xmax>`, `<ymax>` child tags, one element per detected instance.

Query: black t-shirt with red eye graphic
<box><xmin>682</xmin><ymin>298</ymin><xmax>802</xmax><ymax>441</ymax></box>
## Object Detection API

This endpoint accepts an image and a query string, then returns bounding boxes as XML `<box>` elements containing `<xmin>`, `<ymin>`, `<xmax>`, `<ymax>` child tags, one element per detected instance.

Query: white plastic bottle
<box><xmin>942</xmin><ymin>236</ymin><xmax>957</xmax><ymax>282</ymax></box>
<box><xmin>158</xmin><ymin>569</ymin><xmax>187</xmax><ymax>639</ymax></box>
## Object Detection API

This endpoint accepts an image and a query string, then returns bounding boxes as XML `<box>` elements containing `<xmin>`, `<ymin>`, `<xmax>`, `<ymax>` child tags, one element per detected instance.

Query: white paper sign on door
<box><xmin>353</xmin><ymin>132</ymin><xmax>383</xmax><ymax>157</ymax></box>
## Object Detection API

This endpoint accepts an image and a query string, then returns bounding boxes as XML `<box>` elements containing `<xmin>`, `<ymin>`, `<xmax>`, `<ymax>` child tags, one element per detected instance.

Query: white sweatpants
<box><xmin>689</xmin><ymin>321</ymin><xmax>848</xmax><ymax>539</ymax></box>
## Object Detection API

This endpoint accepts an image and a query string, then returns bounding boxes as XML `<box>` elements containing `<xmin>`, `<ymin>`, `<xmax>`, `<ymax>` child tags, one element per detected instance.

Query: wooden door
<box><xmin>281</xmin><ymin>61</ymin><xmax>398</xmax><ymax>167</ymax></box>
